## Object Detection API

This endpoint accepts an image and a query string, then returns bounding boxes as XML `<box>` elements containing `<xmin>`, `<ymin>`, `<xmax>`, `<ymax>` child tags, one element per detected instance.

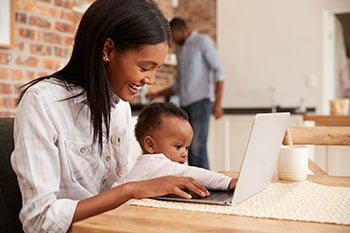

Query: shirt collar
<box><xmin>69</xmin><ymin>83</ymin><xmax>120</xmax><ymax>106</ymax></box>
<box><xmin>185</xmin><ymin>30</ymin><xmax>197</xmax><ymax>45</ymax></box>
<box><xmin>69</xmin><ymin>84</ymin><xmax>87</xmax><ymax>104</ymax></box>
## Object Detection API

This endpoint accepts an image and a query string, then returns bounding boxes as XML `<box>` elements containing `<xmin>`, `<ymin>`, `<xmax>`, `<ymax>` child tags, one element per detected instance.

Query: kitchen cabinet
<box><xmin>207</xmin><ymin>114</ymin><xmax>304</xmax><ymax>172</ymax></box>
<box><xmin>130</xmin><ymin>113</ymin><xmax>349</xmax><ymax>176</ymax></box>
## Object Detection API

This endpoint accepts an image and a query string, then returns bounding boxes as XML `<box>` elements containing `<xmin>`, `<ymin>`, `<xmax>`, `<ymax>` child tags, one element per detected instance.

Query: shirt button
<box><xmin>111</xmin><ymin>136</ymin><xmax>116</xmax><ymax>144</ymax></box>
<box><xmin>106</xmin><ymin>156</ymin><xmax>111</xmax><ymax>162</ymax></box>
<box><xmin>117</xmin><ymin>137</ymin><xmax>120</xmax><ymax>143</ymax></box>
<box><xmin>80</xmin><ymin>147</ymin><xmax>87</xmax><ymax>154</ymax></box>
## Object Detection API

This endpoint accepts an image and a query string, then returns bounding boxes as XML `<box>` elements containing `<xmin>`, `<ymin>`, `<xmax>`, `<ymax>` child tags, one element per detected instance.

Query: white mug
<box><xmin>277</xmin><ymin>145</ymin><xmax>309</xmax><ymax>181</ymax></box>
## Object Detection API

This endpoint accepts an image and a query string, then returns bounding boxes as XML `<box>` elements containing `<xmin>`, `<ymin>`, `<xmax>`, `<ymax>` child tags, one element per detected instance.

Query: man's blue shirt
<box><xmin>172</xmin><ymin>30</ymin><xmax>225</xmax><ymax>107</ymax></box>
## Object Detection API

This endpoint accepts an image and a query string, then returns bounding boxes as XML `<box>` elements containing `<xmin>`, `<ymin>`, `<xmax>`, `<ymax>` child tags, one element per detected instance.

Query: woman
<box><xmin>11</xmin><ymin>0</ymin><xmax>209</xmax><ymax>232</ymax></box>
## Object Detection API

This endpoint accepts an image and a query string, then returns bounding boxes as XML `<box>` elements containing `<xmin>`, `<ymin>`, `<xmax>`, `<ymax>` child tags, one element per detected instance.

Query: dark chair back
<box><xmin>0</xmin><ymin>118</ymin><xmax>24</xmax><ymax>233</ymax></box>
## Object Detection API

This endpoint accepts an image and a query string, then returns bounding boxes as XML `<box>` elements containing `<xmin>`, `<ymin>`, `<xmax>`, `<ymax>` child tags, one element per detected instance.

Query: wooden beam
<box><xmin>284</xmin><ymin>126</ymin><xmax>350</xmax><ymax>145</ymax></box>
<box><xmin>303</xmin><ymin>114</ymin><xmax>350</xmax><ymax>126</ymax></box>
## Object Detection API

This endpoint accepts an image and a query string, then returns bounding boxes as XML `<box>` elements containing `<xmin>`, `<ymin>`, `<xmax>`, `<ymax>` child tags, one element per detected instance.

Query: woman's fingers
<box><xmin>129</xmin><ymin>176</ymin><xmax>210</xmax><ymax>199</ymax></box>
<box><xmin>172</xmin><ymin>177</ymin><xmax>210</xmax><ymax>199</ymax></box>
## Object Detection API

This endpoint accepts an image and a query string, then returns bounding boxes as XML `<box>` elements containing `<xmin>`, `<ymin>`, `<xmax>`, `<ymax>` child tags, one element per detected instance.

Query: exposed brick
<box><xmin>42</xmin><ymin>58</ymin><xmax>62</xmax><ymax>70</ymax></box>
<box><xmin>28</xmin><ymin>16</ymin><xmax>51</xmax><ymax>29</ymax></box>
<box><xmin>11</xmin><ymin>69</ymin><xmax>24</xmax><ymax>81</ymax></box>
<box><xmin>22</xmin><ymin>0</ymin><xmax>35</xmax><ymax>12</ymax></box>
<box><xmin>33</xmin><ymin>4</ymin><xmax>57</xmax><ymax>18</ymax></box>
<box><xmin>54</xmin><ymin>47</ymin><xmax>70</xmax><ymax>58</ymax></box>
<box><xmin>29</xmin><ymin>44</ymin><xmax>52</xmax><ymax>56</ymax></box>
<box><xmin>0</xmin><ymin>68</ymin><xmax>10</xmax><ymax>80</ymax></box>
<box><xmin>16</xmin><ymin>56</ymin><xmax>24</xmax><ymax>65</ymax></box>
<box><xmin>55</xmin><ymin>21</ymin><xmax>75</xmax><ymax>34</ymax></box>
<box><xmin>26</xmin><ymin>70</ymin><xmax>36</xmax><ymax>80</ymax></box>
<box><xmin>64</xmin><ymin>36</ymin><xmax>74</xmax><ymax>46</ymax></box>
<box><xmin>26</xmin><ymin>57</ymin><xmax>39</xmax><ymax>67</ymax></box>
<box><xmin>1</xmin><ymin>0</ymin><xmax>215</xmax><ymax>114</ymax></box>
<box><xmin>0</xmin><ymin>97</ymin><xmax>17</xmax><ymax>109</ymax></box>
<box><xmin>54</xmin><ymin>0</ymin><xmax>73</xmax><ymax>8</ymax></box>
<box><xmin>16</xmin><ymin>12</ymin><xmax>27</xmax><ymax>24</ymax></box>
<box><xmin>175</xmin><ymin>0</ymin><xmax>217</xmax><ymax>41</ymax></box>
<box><xmin>13</xmin><ymin>83</ymin><xmax>23</xmax><ymax>95</ymax></box>
<box><xmin>0</xmin><ymin>83</ymin><xmax>11</xmax><ymax>94</ymax></box>
<box><xmin>42</xmin><ymin>32</ymin><xmax>63</xmax><ymax>44</ymax></box>
<box><xmin>38</xmin><ymin>71</ymin><xmax>50</xmax><ymax>77</ymax></box>
<box><xmin>0</xmin><ymin>52</ymin><xmax>11</xmax><ymax>64</ymax></box>
<box><xmin>16</xmin><ymin>42</ymin><xmax>25</xmax><ymax>50</ymax></box>
<box><xmin>62</xmin><ymin>11</ymin><xmax>74</xmax><ymax>22</ymax></box>
<box><xmin>47</xmin><ymin>7</ymin><xmax>62</xmax><ymax>18</ymax></box>
<box><xmin>0</xmin><ymin>0</ymin><xmax>80</xmax><ymax>115</ymax></box>
<box><xmin>19</xmin><ymin>28</ymin><xmax>37</xmax><ymax>40</ymax></box>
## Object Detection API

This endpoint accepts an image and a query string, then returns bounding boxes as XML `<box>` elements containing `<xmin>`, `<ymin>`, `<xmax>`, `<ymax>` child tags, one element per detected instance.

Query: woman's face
<box><xmin>106</xmin><ymin>41</ymin><xmax>169</xmax><ymax>101</ymax></box>
<box><xmin>151</xmin><ymin>115</ymin><xmax>193</xmax><ymax>164</ymax></box>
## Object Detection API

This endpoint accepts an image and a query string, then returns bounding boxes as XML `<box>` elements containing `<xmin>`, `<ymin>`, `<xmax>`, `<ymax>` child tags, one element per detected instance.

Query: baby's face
<box><xmin>152</xmin><ymin>115</ymin><xmax>193</xmax><ymax>163</ymax></box>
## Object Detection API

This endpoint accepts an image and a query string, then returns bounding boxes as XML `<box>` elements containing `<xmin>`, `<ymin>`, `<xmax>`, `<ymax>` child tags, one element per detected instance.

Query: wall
<box><xmin>173</xmin><ymin>0</ymin><xmax>217</xmax><ymax>40</ymax></box>
<box><xmin>218</xmin><ymin>0</ymin><xmax>350</xmax><ymax>113</ymax></box>
<box><xmin>0</xmin><ymin>0</ymin><xmax>216</xmax><ymax>115</ymax></box>
<box><xmin>0</xmin><ymin>0</ymin><xmax>79</xmax><ymax>117</ymax></box>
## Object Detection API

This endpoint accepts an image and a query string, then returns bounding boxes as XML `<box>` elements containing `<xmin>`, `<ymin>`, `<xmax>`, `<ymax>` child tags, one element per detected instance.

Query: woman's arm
<box><xmin>73</xmin><ymin>175</ymin><xmax>209</xmax><ymax>222</ymax></box>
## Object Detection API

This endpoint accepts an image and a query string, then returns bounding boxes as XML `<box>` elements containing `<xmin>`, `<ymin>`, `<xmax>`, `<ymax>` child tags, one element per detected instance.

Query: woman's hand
<box><xmin>127</xmin><ymin>176</ymin><xmax>210</xmax><ymax>199</ymax></box>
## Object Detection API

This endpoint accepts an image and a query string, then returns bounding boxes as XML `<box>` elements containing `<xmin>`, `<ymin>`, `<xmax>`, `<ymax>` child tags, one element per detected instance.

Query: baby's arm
<box><xmin>228</xmin><ymin>178</ymin><xmax>237</xmax><ymax>190</ymax></box>
<box><xmin>177</xmin><ymin>165</ymin><xmax>233</xmax><ymax>190</ymax></box>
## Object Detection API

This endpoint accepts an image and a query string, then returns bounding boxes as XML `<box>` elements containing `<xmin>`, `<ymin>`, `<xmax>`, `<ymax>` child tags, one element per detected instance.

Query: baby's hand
<box><xmin>228</xmin><ymin>178</ymin><xmax>237</xmax><ymax>190</ymax></box>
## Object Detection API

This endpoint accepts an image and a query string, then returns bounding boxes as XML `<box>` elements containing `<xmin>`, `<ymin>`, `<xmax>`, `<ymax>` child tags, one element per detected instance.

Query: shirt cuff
<box><xmin>42</xmin><ymin>199</ymin><xmax>78</xmax><ymax>233</ymax></box>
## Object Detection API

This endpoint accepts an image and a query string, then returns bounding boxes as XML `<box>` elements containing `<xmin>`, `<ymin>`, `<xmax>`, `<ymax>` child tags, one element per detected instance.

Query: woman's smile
<box><xmin>128</xmin><ymin>83</ymin><xmax>143</xmax><ymax>95</ymax></box>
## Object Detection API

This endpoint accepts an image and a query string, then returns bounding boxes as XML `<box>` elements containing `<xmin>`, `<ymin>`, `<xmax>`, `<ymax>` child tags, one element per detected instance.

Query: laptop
<box><xmin>154</xmin><ymin>112</ymin><xmax>290</xmax><ymax>206</ymax></box>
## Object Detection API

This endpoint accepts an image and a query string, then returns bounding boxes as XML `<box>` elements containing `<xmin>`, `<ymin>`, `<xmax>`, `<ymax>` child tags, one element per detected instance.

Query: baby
<box><xmin>121</xmin><ymin>102</ymin><xmax>236</xmax><ymax>192</ymax></box>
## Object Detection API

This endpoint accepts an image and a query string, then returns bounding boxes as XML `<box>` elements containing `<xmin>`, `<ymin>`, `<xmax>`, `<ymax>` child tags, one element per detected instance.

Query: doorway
<box><xmin>323</xmin><ymin>10</ymin><xmax>350</xmax><ymax>114</ymax></box>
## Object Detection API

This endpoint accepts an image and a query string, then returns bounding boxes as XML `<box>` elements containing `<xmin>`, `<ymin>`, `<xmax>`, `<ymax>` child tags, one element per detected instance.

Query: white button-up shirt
<box><xmin>11</xmin><ymin>78</ymin><xmax>133</xmax><ymax>233</ymax></box>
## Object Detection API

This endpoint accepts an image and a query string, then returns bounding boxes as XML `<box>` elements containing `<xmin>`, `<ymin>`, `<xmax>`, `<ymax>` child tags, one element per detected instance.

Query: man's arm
<box><xmin>147</xmin><ymin>86</ymin><xmax>175</xmax><ymax>101</ymax></box>
<box><xmin>213</xmin><ymin>80</ymin><xmax>224</xmax><ymax>119</ymax></box>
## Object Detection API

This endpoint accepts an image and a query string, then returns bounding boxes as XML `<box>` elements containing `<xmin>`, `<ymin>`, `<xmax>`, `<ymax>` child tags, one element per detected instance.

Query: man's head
<box><xmin>169</xmin><ymin>17</ymin><xmax>190</xmax><ymax>45</ymax></box>
<box><xmin>135</xmin><ymin>102</ymin><xmax>193</xmax><ymax>163</ymax></box>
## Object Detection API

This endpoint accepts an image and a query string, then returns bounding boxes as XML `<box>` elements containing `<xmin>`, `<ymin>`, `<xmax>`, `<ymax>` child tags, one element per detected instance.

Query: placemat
<box><xmin>131</xmin><ymin>181</ymin><xmax>350</xmax><ymax>225</ymax></box>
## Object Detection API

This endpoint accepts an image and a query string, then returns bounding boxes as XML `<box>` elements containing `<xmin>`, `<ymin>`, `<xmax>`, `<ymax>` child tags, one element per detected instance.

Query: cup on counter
<box><xmin>329</xmin><ymin>98</ymin><xmax>349</xmax><ymax>115</ymax></box>
<box><xmin>277</xmin><ymin>145</ymin><xmax>309</xmax><ymax>181</ymax></box>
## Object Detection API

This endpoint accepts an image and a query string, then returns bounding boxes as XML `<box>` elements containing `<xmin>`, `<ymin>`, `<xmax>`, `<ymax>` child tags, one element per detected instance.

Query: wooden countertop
<box><xmin>131</xmin><ymin>103</ymin><xmax>316</xmax><ymax>115</ymax></box>
<box><xmin>72</xmin><ymin>173</ymin><xmax>350</xmax><ymax>233</ymax></box>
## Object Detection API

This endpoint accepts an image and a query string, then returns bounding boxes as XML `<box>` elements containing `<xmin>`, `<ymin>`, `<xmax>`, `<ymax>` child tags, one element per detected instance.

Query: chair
<box><xmin>282</xmin><ymin>126</ymin><xmax>350</xmax><ymax>175</ymax></box>
<box><xmin>0</xmin><ymin>118</ymin><xmax>24</xmax><ymax>233</ymax></box>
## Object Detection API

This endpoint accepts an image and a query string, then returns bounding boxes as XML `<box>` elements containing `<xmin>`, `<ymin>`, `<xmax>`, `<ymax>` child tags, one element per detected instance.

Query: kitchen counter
<box><xmin>131</xmin><ymin>104</ymin><xmax>316</xmax><ymax>115</ymax></box>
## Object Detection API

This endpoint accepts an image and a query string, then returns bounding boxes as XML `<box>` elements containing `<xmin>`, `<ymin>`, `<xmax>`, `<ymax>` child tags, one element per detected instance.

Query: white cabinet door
<box><xmin>208</xmin><ymin>115</ymin><xmax>304</xmax><ymax>172</ymax></box>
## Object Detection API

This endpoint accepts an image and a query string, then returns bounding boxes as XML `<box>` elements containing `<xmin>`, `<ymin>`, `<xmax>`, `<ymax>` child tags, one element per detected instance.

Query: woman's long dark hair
<box><xmin>17</xmin><ymin>0</ymin><xmax>171</xmax><ymax>150</ymax></box>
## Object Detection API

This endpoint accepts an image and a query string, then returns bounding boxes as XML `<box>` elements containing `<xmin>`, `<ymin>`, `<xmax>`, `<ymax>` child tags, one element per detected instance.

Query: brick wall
<box><xmin>175</xmin><ymin>0</ymin><xmax>217</xmax><ymax>41</ymax></box>
<box><xmin>0</xmin><ymin>0</ymin><xmax>216</xmax><ymax>115</ymax></box>
<box><xmin>0</xmin><ymin>0</ymin><xmax>79</xmax><ymax>117</ymax></box>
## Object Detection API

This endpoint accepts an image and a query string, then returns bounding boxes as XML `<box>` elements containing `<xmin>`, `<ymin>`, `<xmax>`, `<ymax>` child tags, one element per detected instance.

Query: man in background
<box><xmin>148</xmin><ymin>17</ymin><xmax>225</xmax><ymax>169</ymax></box>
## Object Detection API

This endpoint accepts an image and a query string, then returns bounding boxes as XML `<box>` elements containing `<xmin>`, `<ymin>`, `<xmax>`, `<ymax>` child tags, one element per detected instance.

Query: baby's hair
<box><xmin>134</xmin><ymin>102</ymin><xmax>189</xmax><ymax>146</ymax></box>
